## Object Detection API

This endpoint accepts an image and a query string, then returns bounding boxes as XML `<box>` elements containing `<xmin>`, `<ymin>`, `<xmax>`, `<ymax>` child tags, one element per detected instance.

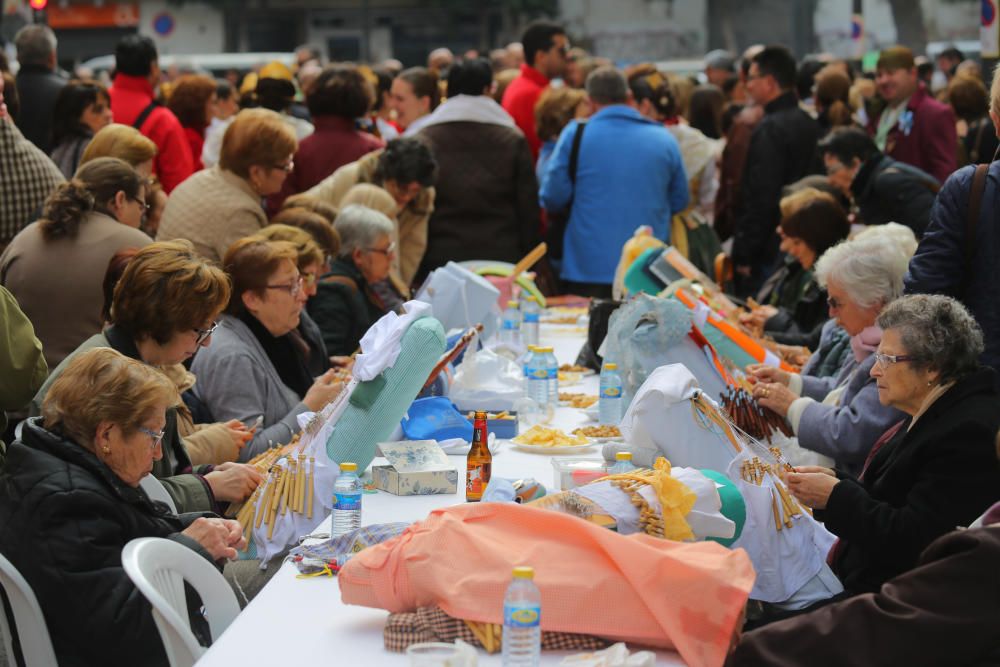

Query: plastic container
<box><xmin>521</xmin><ymin>295</ymin><xmax>540</xmax><ymax>347</ymax></box>
<box><xmin>332</xmin><ymin>462</ymin><xmax>362</xmax><ymax>536</ymax></box>
<box><xmin>551</xmin><ymin>458</ymin><xmax>610</xmax><ymax>490</ymax></box>
<box><xmin>502</xmin><ymin>566</ymin><xmax>541</xmax><ymax>667</ymax></box>
<box><xmin>608</xmin><ymin>451</ymin><xmax>637</xmax><ymax>474</ymax></box>
<box><xmin>499</xmin><ymin>300</ymin><xmax>522</xmax><ymax>346</ymax></box>
<box><xmin>598</xmin><ymin>362</ymin><xmax>623</xmax><ymax>425</ymax></box>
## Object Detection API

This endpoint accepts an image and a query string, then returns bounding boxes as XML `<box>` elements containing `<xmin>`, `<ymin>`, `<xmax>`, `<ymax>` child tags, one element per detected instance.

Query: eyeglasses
<box><xmin>137</xmin><ymin>426</ymin><xmax>165</xmax><ymax>449</ymax></box>
<box><xmin>365</xmin><ymin>242</ymin><xmax>396</xmax><ymax>257</ymax></box>
<box><xmin>272</xmin><ymin>159</ymin><xmax>294</xmax><ymax>173</ymax></box>
<box><xmin>193</xmin><ymin>321</ymin><xmax>219</xmax><ymax>346</ymax></box>
<box><xmin>265</xmin><ymin>276</ymin><xmax>304</xmax><ymax>297</ymax></box>
<box><xmin>827</xmin><ymin>296</ymin><xmax>843</xmax><ymax>310</ymax></box>
<box><xmin>302</xmin><ymin>272</ymin><xmax>318</xmax><ymax>287</ymax></box>
<box><xmin>130</xmin><ymin>195</ymin><xmax>150</xmax><ymax>212</ymax></box>
<box><xmin>873</xmin><ymin>352</ymin><xmax>920</xmax><ymax>369</ymax></box>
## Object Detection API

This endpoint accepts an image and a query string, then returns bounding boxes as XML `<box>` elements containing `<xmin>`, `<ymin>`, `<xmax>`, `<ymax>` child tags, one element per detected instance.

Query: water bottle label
<box><xmin>502</xmin><ymin>320</ymin><xmax>520</xmax><ymax>330</ymax></box>
<box><xmin>524</xmin><ymin>313</ymin><xmax>539</xmax><ymax>323</ymax></box>
<box><xmin>504</xmin><ymin>602</ymin><xmax>541</xmax><ymax>628</ymax></box>
<box><xmin>334</xmin><ymin>493</ymin><xmax>361</xmax><ymax>510</ymax></box>
<box><xmin>545</xmin><ymin>368</ymin><xmax>557</xmax><ymax>379</ymax></box>
<box><xmin>530</xmin><ymin>368</ymin><xmax>548</xmax><ymax>379</ymax></box>
<box><xmin>601</xmin><ymin>386</ymin><xmax>622</xmax><ymax>398</ymax></box>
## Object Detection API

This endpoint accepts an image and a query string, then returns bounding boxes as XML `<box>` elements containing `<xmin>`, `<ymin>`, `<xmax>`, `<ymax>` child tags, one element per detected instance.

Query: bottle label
<box><xmin>502</xmin><ymin>319</ymin><xmax>520</xmax><ymax>330</ymax></box>
<box><xmin>530</xmin><ymin>368</ymin><xmax>548</xmax><ymax>379</ymax></box>
<box><xmin>504</xmin><ymin>602</ymin><xmax>541</xmax><ymax>628</ymax></box>
<box><xmin>524</xmin><ymin>313</ymin><xmax>539</xmax><ymax>323</ymax></box>
<box><xmin>466</xmin><ymin>463</ymin><xmax>490</xmax><ymax>498</ymax></box>
<box><xmin>334</xmin><ymin>492</ymin><xmax>361</xmax><ymax>510</ymax></box>
<box><xmin>545</xmin><ymin>368</ymin><xmax>557</xmax><ymax>380</ymax></box>
<box><xmin>601</xmin><ymin>386</ymin><xmax>622</xmax><ymax>398</ymax></box>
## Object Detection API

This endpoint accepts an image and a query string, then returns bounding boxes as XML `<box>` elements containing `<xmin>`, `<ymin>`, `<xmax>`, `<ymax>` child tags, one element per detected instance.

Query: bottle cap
<box><xmin>615</xmin><ymin>452</ymin><xmax>632</xmax><ymax>461</ymax></box>
<box><xmin>527</xmin><ymin>345</ymin><xmax>537</xmax><ymax>351</ymax></box>
<box><xmin>512</xmin><ymin>566</ymin><xmax>534</xmax><ymax>579</ymax></box>
<box><xmin>538</xmin><ymin>346</ymin><xmax>554</xmax><ymax>353</ymax></box>
<box><xmin>604</xmin><ymin>362</ymin><xmax>618</xmax><ymax>370</ymax></box>
<box><xmin>525</xmin><ymin>295</ymin><xmax>538</xmax><ymax>302</ymax></box>
<box><xmin>474</xmin><ymin>410</ymin><xmax>488</xmax><ymax>420</ymax></box>
<box><xmin>340</xmin><ymin>462</ymin><xmax>358</xmax><ymax>472</ymax></box>
<box><xmin>507</xmin><ymin>300</ymin><xmax>519</xmax><ymax>308</ymax></box>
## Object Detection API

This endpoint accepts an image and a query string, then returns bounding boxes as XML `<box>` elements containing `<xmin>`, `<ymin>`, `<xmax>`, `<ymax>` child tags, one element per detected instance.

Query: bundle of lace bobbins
<box><xmin>229</xmin><ymin>436</ymin><xmax>316</xmax><ymax>541</ymax></box>
<box><xmin>720</xmin><ymin>386</ymin><xmax>793</xmax><ymax>443</ymax></box>
<box><xmin>738</xmin><ymin>456</ymin><xmax>809</xmax><ymax>531</ymax></box>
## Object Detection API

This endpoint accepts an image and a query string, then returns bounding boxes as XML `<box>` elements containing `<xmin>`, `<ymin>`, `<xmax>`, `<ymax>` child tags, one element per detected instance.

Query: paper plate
<box><xmin>511</xmin><ymin>441</ymin><xmax>596</xmax><ymax>454</ymax></box>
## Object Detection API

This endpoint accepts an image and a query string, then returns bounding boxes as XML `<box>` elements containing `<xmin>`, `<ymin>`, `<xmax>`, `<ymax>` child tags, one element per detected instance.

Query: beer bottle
<box><xmin>466</xmin><ymin>410</ymin><xmax>492</xmax><ymax>501</ymax></box>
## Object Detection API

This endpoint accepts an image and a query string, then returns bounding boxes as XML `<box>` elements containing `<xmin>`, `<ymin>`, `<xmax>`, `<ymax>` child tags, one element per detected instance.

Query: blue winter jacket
<box><xmin>539</xmin><ymin>105</ymin><xmax>688</xmax><ymax>284</ymax></box>
<box><xmin>905</xmin><ymin>162</ymin><xmax>1000</xmax><ymax>378</ymax></box>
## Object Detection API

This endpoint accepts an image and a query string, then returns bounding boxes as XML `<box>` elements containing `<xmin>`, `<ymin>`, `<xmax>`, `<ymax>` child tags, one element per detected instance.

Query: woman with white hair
<box><xmin>308</xmin><ymin>204</ymin><xmax>397</xmax><ymax>355</ymax></box>
<box><xmin>749</xmin><ymin>237</ymin><xmax>911</xmax><ymax>474</ymax></box>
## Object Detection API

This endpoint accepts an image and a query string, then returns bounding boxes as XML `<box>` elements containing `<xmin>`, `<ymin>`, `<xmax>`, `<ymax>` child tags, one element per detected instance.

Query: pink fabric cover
<box><xmin>338</xmin><ymin>502</ymin><xmax>755</xmax><ymax>667</ymax></box>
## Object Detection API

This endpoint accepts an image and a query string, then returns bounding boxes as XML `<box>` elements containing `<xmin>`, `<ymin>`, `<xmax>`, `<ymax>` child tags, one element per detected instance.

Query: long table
<box><xmin>197</xmin><ymin>326</ymin><xmax>687</xmax><ymax>666</ymax></box>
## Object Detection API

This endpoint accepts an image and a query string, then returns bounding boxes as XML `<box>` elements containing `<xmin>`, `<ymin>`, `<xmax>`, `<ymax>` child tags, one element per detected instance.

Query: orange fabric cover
<box><xmin>338</xmin><ymin>502</ymin><xmax>755</xmax><ymax>667</ymax></box>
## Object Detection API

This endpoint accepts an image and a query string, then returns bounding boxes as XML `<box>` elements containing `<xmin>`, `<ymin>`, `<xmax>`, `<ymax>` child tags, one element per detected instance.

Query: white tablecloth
<box><xmin>197</xmin><ymin>326</ymin><xmax>686</xmax><ymax>666</ymax></box>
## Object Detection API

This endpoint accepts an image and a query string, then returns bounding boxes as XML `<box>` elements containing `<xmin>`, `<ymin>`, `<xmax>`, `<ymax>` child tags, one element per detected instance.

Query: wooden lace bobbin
<box><xmin>307</xmin><ymin>456</ymin><xmax>315</xmax><ymax>519</ymax></box>
<box><xmin>255</xmin><ymin>472</ymin><xmax>275</xmax><ymax>530</ymax></box>
<box><xmin>770</xmin><ymin>490</ymin><xmax>784</xmax><ymax>531</ymax></box>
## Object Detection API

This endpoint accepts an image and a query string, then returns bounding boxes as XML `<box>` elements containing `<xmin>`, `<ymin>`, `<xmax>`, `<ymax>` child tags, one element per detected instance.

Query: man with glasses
<box><xmin>502</xmin><ymin>20</ymin><xmax>569</xmax><ymax>159</ymax></box>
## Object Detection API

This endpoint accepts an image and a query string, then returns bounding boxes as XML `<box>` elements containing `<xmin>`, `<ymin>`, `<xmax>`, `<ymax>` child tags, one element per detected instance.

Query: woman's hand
<box><xmin>752</xmin><ymin>381</ymin><xmax>797</xmax><ymax>417</ymax></box>
<box><xmin>329</xmin><ymin>356</ymin><xmax>354</xmax><ymax>370</ymax></box>
<box><xmin>303</xmin><ymin>369</ymin><xmax>343</xmax><ymax>411</ymax></box>
<box><xmin>182</xmin><ymin>517</ymin><xmax>247</xmax><ymax>561</ymax></box>
<box><xmin>222</xmin><ymin>419</ymin><xmax>253</xmax><ymax>453</ymax></box>
<box><xmin>786</xmin><ymin>471</ymin><xmax>840</xmax><ymax>509</ymax></box>
<box><xmin>793</xmin><ymin>465</ymin><xmax>836</xmax><ymax>477</ymax></box>
<box><xmin>746</xmin><ymin>363</ymin><xmax>791</xmax><ymax>387</ymax></box>
<box><xmin>204</xmin><ymin>464</ymin><xmax>262</xmax><ymax>502</ymax></box>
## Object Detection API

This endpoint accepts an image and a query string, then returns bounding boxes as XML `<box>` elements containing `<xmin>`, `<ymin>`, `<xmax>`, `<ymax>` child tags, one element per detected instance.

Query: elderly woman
<box><xmin>741</xmin><ymin>192</ymin><xmax>850</xmax><ymax>347</ymax></box>
<box><xmin>750</xmin><ymin>237</ymin><xmax>910</xmax><ymax>474</ymax></box>
<box><xmin>0</xmin><ymin>157</ymin><xmax>152</xmax><ymax>369</ymax></box>
<box><xmin>192</xmin><ymin>237</ymin><xmax>343</xmax><ymax>460</ymax></box>
<box><xmin>308</xmin><ymin>205</ymin><xmax>396</xmax><ymax>356</ymax></box>
<box><xmin>784</xmin><ymin>295</ymin><xmax>1000</xmax><ymax>602</ymax></box>
<box><xmin>0</xmin><ymin>347</ymin><xmax>246</xmax><ymax>666</ymax></box>
<box><xmin>80</xmin><ymin>123</ymin><xmax>158</xmax><ymax>180</ymax></box>
<box><xmin>156</xmin><ymin>108</ymin><xmax>297</xmax><ymax>264</ymax></box>
<box><xmin>341</xmin><ymin>182</ymin><xmax>408</xmax><ymax>305</ymax></box>
<box><xmin>32</xmin><ymin>241</ymin><xmax>261</xmax><ymax>512</ymax></box>
<box><xmin>49</xmin><ymin>79</ymin><xmax>114</xmax><ymax>177</ymax></box>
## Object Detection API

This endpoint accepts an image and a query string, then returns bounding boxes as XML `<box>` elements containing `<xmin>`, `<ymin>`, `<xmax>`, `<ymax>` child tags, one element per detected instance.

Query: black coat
<box><xmin>818</xmin><ymin>368</ymin><xmax>1000</xmax><ymax>595</ymax></box>
<box><xmin>308</xmin><ymin>259</ymin><xmax>387</xmax><ymax>356</ymax></box>
<box><xmin>732</xmin><ymin>92</ymin><xmax>821</xmax><ymax>269</ymax></box>
<box><xmin>851</xmin><ymin>153</ymin><xmax>939</xmax><ymax>236</ymax></box>
<box><xmin>758</xmin><ymin>259</ymin><xmax>827</xmax><ymax>348</ymax></box>
<box><xmin>13</xmin><ymin>64</ymin><xmax>67</xmax><ymax>153</ymax></box>
<box><xmin>0</xmin><ymin>418</ymin><xmax>215</xmax><ymax>667</ymax></box>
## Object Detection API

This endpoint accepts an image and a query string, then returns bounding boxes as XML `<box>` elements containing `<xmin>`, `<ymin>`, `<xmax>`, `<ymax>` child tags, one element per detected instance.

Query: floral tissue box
<box><xmin>373</xmin><ymin>440</ymin><xmax>459</xmax><ymax>496</ymax></box>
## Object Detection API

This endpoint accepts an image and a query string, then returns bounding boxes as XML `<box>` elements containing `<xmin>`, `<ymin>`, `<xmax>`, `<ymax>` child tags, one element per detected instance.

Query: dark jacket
<box><xmin>0</xmin><ymin>418</ymin><xmax>215</xmax><ymax>667</ymax></box>
<box><xmin>308</xmin><ymin>259</ymin><xmax>387</xmax><ymax>356</ymax></box>
<box><xmin>714</xmin><ymin>104</ymin><xmax>763</xmax><ymax>242</ymax></box>
<box><xmin>905</xmin><ymin>162</ymin><xmax>1000</xmax><ymax>380</ymax></box>
<box><xmin>869</xmin><ymin>83</ymin><xmax>957</xmax><ymax>184</ymax></box>
<box><xmin>816</xmin><ymin>368</ymin><xmax>1000</xmax><ymax>595</ymax></box>
<box><xmin>732</xmin><ymin>92</ymin><xmax>821</xmax><ymax>268</ymax></box>
<box><xmin>13</xmin><ymin>64</ymin><xmax>67</xmax><ymax>153</ymax></box>
<box><xmin>757</xmin><ymin>258</ymin><xmax>827</xmax><ymax>348</ymax></box>
<box><xmin>960</xmin><ymin>115</ymin><xmax>999</xmax><ymax>166</ymax></box>
<box><xmin>851</xmin><ymin>153</ymin><xmax>939</xmax><ymax>236</ymax></box>
<box><xmin>727</xmin><ymin>523</ymin><xmax>1000</xmax><ymax>667</ymax></box>
<box><xmin>418</xmin><ymin>120</ymin><xmax>540</xmax><ymax>275</ymax></box>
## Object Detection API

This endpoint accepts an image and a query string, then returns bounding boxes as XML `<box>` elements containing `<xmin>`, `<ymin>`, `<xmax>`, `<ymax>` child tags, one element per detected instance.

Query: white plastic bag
<box><xmin>449</xmin><ymin>342</ymin><xmax>523</xmax><ymax>411</ymax></box>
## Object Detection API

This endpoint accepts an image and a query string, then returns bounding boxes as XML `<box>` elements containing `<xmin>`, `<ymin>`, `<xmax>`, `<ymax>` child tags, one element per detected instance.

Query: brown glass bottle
<box><xmin>465</xmin><ymin>411</ymin><xmax>492</xmax><ymax>501</ymax></box>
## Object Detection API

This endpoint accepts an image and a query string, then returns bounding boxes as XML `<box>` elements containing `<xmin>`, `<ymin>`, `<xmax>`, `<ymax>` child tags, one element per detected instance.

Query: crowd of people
<box><xmin>1</xmin><ymin>17</ymin><xmax>999</xmax><ymax>667</ymax></box>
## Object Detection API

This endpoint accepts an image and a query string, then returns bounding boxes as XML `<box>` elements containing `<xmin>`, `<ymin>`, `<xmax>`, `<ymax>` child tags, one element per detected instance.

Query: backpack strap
<box><xmin>568</xmin><ymin>119</ymin><xmax>587</xmax><ymax>186</ymax></box>
<box><xmin>132</xmin><ymin>101</ymin><xmax>159</xmax><ymax>131</ymax></box>
<box><xmin>962</xmin><ymin>163</ymin><xmax>989</xmax><ymax>297</ymax></box>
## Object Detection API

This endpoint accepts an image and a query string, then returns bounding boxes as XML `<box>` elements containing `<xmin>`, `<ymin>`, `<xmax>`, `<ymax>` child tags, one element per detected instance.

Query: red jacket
<box><xmin>109</xmin><ymin>74</ymin><xmax>195</xmax><ymax>192</ymax></box>
<box><xmin>501</xmin><ymin>63</ymin><xmax>549</xmax><ymax>159</ymax></box>
<box><xmin>868</xmin><ymin>84</ymin><xmax>957</xmax><ymax>184</ymax></box>
<box><xmin>182</xmin><ymin>126</ymin><xmax>205</xmax><ymax>172</ymax></box>
<box><xmin>268</xmin><ymin>115</ymin><xmax>384</xmax><ymax>214</ymax></box>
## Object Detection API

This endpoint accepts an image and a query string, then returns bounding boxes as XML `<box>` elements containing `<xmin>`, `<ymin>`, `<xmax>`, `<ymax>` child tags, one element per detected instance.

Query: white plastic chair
<box><xmin>0</xmin><ymin>552</ymin><xmax>58</xmax><ymax>667</ymax></box>
<box><xmin>139</xmin><ymin>475</ymin><xmax>178</xmax><ymax>514</ymax></box>
<box><xmin>121</xmin><ymin>537</ymin><xmax>240</xmax><ymax>667</ymax></box>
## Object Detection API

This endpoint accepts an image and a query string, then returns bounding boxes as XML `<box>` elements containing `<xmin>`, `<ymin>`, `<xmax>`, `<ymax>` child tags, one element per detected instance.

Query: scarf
<box><xmin>850</xmin><ymin>325</ymin><xmax>882</xmax><ymax>362</ymax></box>
<box><xmin>417</xmin><ymin>95</ymin><xmax>517</xmax><ymax>131</ymax></box>
<box><xmin>239</xmin><ymin>311</ymin><xmax>313</xmax><ymax>399</ymax></box>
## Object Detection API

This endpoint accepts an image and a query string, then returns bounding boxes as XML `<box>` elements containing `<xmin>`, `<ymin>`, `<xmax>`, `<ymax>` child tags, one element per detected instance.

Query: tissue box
<box><xmin>372</xmin><ymin>440</ymin><xmax>459</xmax><ymax>496</ymax></box>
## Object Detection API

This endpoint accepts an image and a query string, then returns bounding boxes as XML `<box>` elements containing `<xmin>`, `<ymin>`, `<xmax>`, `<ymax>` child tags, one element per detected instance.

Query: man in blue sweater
<box><xmin>540</xmin><ymin>66</ymin><xmax>688</xmax><ymax>297</ymax></box>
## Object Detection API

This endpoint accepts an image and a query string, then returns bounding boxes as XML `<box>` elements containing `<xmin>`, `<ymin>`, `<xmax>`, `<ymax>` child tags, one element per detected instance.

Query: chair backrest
<box><xmin>139</xmin><ymin>474</ymin><xmax>178</xmax><ymax>514</ymax></box>
<box><xmin>121</xmin><ymin>537</ymin><xmax>240</xmax><ymax>667</ymax></box>
<box><xmin>0</xmin><ymin>552</ymin><xmax>58</xmax><ymax>667</ymax></box>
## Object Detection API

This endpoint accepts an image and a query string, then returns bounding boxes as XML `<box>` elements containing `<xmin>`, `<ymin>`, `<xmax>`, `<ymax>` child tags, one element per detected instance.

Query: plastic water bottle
<box><xmin>521</xmin><ymin>295</ymin><xmax>540</xmax><ymax>347</ymax></box>
<box><xmin>500</xmin><ymin>300</ymin><xmax>522</xmax><ymax>346</ymax></box>
<box><xmin>502</xmin><ymin>566</ymin><xmax>541</xmax><ymax>667</ymax></box>
<box><xmin>598</xmin><ymin>362</ymin><xmax>623</xmax><ymax>425</ymax></box>
<box><xmin>525</xmin><ymin>349</ymin><xmax>549</xmax><ymax>407</ymax></box>
<box><xmin>540</xmin><ymin>346</ymin><xmax>559</xmax><ymax>408</ymax></box>
<box><xmin>332</xmin><ymin>462</ymin><xmax>362</xmax><ymax>536</ymax></box>
<box><xmin>609</xmin><ymin>451</ymin><xmax>637</xmax><ymax>474</ymax></box>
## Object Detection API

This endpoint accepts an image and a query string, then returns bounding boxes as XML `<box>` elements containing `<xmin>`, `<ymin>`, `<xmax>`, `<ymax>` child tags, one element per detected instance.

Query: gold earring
<box><xmin>102</xmin><ymin>446</ymin><xmax>111</xmax><ymax>454</ymax></box>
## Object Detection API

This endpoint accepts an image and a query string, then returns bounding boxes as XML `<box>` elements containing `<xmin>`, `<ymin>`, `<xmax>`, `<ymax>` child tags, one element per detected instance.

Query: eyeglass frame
<box><xmin>129</xmin><ymin>195</ymin><xmax>151</xmax><ymax>212</ymax></box>
<box><xmin>873</xmin><ymin>352</ymin><xmax>921</xmax><ymax>369</ymax></box>
<box><xmin>265</xmin><ymin>275</ymin><xmax>305</xmax><ymax>297</ymax></box>
<box><xmin>365</xmin><ymin>241</ymin><xmax>396</xmax><ymax>257</ymax></box>
<box><xmin>272</xmin><ymin>159</ymin><xmax>294</xmax><ymax>173</ymax></box>
<box><xmin>826</xmin><ymin>296</ymin><xmax>844</xmax><ymax>310</ymax></box>
<box><xmin>193</xmin><ymin>321</ymin><xmax>219</xmax><ymax>346</ymax></box>
<box><xmin>137</xmin><ymin>426</ymin><xmax>166</xmax><ymax>449</ymax></box>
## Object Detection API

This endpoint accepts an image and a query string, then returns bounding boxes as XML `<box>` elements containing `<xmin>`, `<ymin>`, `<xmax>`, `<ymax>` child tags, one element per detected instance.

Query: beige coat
<box><xmin>0</xmin><ymin>212</ymin><xmax>151</xmax><ymax>369</ymax></box>
<box><xmin>304</xmin><ymin>150</ymin><xmax>435</xmax><ymax>287</ymax></box>
<box><xmin>156</xmin><ymin>363</ymin><xmax>242</xmax><ymax>466</ymax></box>
<box><xmin>156</xmin><ymin>166</ymin><xmax>267</xmax><ymax>264</ymax></box>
